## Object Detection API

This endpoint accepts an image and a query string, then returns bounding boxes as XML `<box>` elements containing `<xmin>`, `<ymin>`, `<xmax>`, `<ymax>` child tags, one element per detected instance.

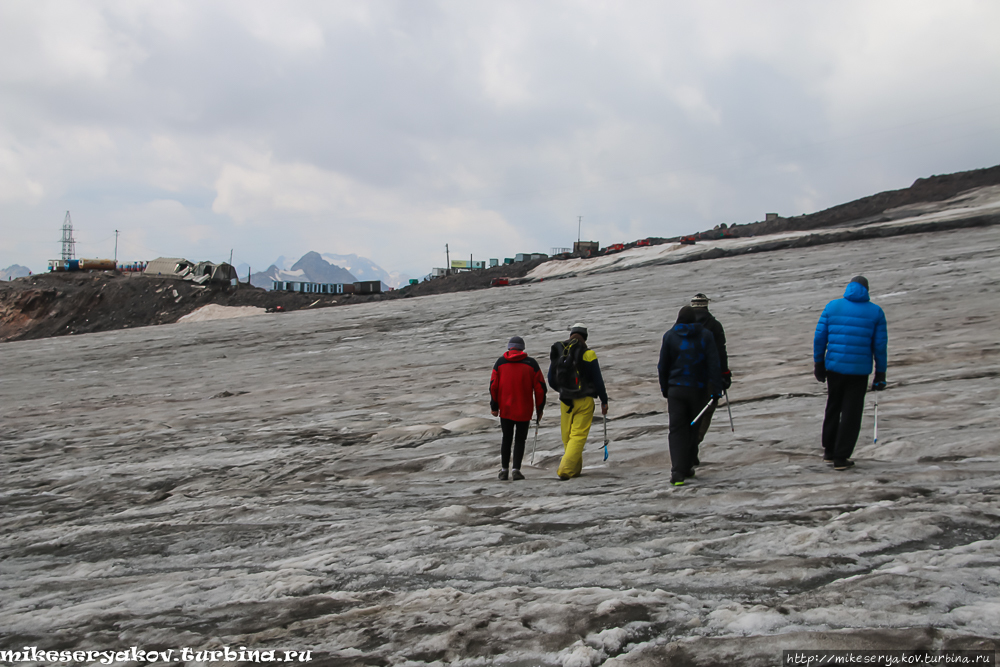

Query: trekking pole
<box><xmin>723</xmin><ymin>389</ymin><xmax>735</xmax><ymax>433</ymax></box>
<box><xmin>690</xmin><ymin>398</ymin><xmax>715</xmax><ymax>426</ymax></box>
<box><xmin>530</xmin><ymin>419</ymin><xmax>539</xmax><ymax>466</ymax></box>
<box><xmin>873</xmin><ymin>394</ymin><xmax>879</xmax><ymax>445</ymax></box>
<box><xmin>603</xmin><ymin>417</ymin><xmax>609</xmax><ymax>461</ymax></box>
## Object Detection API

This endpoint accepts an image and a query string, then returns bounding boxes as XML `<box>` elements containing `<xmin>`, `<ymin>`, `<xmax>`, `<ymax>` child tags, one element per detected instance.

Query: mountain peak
<box><xmin>250</xmin><ymin>251</ymin><xmax>411</xmax><ymax>290</ymax></box>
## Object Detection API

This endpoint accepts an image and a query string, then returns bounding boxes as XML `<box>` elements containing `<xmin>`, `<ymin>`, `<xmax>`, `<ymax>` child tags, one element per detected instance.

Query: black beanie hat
<box><xmin>507</xmin><ymin>336</ymin><xmax>525</xmax><ymax>351</ymax></box>
<box><xmin>850</xmin><ymin>275</ymin><xmax>869</xmax><ymax>289</ymax></box>
<box><xmin>677</xmin><ymin>305</ymin><xmax>697</xmax><ymax>324</ymax></box>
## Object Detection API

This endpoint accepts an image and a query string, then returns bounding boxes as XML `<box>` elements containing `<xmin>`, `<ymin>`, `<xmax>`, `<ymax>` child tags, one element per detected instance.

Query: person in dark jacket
<box><xmin>547</xmin><ymin>323</ymin><xmax>609</xmax><ymax>480</ymax></box>
<box><xmin>658</xmin><ymin>306</ymin><xmax>722</xmax><ymax>486</ymax></box>
<box><xmin>813</xmin><ymin>276</ymin><xmax>888</xmax><ymax>471</ymax></box>
<box><xmin>690</xmin><ymin>293</ymin><xmax>731</xmax><ymax>460</ymax></box>
<box><xmin>490</xmin><ymin>336</ymin><xmax>547</xmax><ymax>480</ymax></box>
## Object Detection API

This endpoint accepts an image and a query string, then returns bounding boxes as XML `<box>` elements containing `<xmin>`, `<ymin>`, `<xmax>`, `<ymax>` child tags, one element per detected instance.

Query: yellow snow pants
<box><xmin>557</xmin><ymin>397</ymin><xmax>595</xmax><ymax>479</ymax></box>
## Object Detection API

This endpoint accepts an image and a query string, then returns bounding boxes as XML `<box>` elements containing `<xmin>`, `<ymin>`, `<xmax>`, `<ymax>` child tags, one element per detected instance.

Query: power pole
<box><xmin>60</xmin><ymin>211</ymin><xmax>76</xmax><ymax>261</ymax></box>
<box><xmin>445</xmin><ymin>243</ymin><xmax>451</xmax><ymax>276</ymax></box>
<box><xmin>114</xmin><ymin>230</ymin><xmax>119</xmax><ymax>262</ymax></box>
<box><xmin>578</xmin><ymin>216</ymin><xmax>582</xmax><ymax>243</ymax></box>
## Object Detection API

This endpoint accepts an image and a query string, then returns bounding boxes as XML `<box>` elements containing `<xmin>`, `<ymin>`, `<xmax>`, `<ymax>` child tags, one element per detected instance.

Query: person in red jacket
<box><xmin>490</xmin><ymin>336</ymin><xmax>547</xmax><ymax>480</ymax></box>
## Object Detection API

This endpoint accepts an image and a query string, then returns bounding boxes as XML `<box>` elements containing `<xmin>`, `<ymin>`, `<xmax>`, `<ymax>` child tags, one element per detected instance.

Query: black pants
<box><xmin>822</xmin><ymin>371</ymin><xmax>869</xmax><ymax>462</ymax></box>
<box><xmin>667</xmin><ymin>386</ymin><xmax>709</xmax><ymax>476</ymax></box>
<box><xmin>500</xmin><ymin>418</ymin><xmax>530</xmax><ymax>470</ymax></box>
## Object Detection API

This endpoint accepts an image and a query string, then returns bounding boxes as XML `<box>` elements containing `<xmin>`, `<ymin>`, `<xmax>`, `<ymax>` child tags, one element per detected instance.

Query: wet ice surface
<box><xmin>2</xmin><ymin>226</ymin><xmax>999</xmax><ymax>665</ymax></box>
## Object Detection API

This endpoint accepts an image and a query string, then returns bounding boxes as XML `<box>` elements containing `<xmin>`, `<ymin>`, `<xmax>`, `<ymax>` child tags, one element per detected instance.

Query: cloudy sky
<box><xmin>2</xmin><ymin>1</ymin><xmax>999</xmax><ymax>277</ymax></box>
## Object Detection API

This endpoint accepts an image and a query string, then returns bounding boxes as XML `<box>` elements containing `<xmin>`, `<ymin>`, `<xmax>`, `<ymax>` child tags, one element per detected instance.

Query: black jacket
<box><xmin>691</xmin><ymin>308</ymin><xmax>729</xmax><ymax>372</ymax></box>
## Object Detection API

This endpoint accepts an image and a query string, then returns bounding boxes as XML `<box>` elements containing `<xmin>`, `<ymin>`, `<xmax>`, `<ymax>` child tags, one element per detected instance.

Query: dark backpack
<box><xmin>550</xmin><ymin>339</ymin><xmax>590</xmax><ymax>400</ymax></box>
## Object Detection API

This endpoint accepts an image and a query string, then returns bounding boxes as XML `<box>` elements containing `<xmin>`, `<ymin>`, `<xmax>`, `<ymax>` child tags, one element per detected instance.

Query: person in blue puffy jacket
<box><xmin>813</xmin><ymin>276</ymin><xmax>888</xmax><ymax>470</ymax></box>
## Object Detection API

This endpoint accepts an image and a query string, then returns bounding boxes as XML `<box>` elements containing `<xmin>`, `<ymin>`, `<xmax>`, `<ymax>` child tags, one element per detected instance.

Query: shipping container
<box><xmin>272</xmin><ymin>280</ymin><xmax>352</xmax><ymax>293</ymax></box>
<box><xmin>354</xmin><ymin>280</ymin><xmax>382</xmax><ymax>295</ymax></box>
<box><xmin>78</xmin><ymin>258</ymin><xmax>117</xmax><ymax>271</ymax></box>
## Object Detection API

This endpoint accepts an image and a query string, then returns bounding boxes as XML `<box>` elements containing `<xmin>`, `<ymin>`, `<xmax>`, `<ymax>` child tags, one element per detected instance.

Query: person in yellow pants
<box><xmin>557</xmin><ymin>396</ymin><xmax>595</xmax><ymax>478</ymax></box>
<box><xmin>549</xmin><ymin>323</ymin><xmax>610</xmax><ymax>480</ymax></box>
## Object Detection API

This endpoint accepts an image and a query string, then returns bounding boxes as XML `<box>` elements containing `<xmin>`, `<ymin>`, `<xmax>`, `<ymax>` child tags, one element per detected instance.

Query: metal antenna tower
<box><xmin>60</xmin><ymin>211</ymin><xmax>77</xmax><ymax>261</ymax></box>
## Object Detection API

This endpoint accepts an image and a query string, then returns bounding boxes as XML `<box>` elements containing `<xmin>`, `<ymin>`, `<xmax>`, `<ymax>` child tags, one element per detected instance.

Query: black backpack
<box><xmin>550</xmin><ymin>339</ymin><xmax>590</xmax><ymax>400</ymax></box>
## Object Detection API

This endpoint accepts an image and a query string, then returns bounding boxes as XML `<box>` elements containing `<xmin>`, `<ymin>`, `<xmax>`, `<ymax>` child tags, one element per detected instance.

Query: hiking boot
<box><xmin>685</xmin><ymin>468</ymin><xmax>696</xmax><ymax>479</ymax></box>
<box><xmin>558</xmin><ymin>473</ymin><xmax>570</xmax><ymax>480</ymax></box>
<box><xmin>670</xmin><ymin>473</ymin><xmax>685</xmax><ymax>486</ymax></box>
<box><xmin>823</xmin><ymin>457</ymin><xmax>834</xmax><ymax>466</ymax></box>
<box><xmin>511</xmin><ymin>469</ymin><xmax>525</xmax><ymax>481</ymax></box>
<box><xmin>834</xmin><ymin>459</ymin><xmax>855</xmax><ymax>471</ymax></box>
<box><xmin>498</xmin><ymin>469</ymin><xmax>509</xmax><ymax>481</ymax></box>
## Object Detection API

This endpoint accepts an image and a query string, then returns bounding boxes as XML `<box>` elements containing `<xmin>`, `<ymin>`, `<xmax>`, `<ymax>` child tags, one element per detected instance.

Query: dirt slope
<box><xmin>718</xmin><ymin>163</ymin><xmax>1000</xmax><ymax>238</ymax></box>
<box><xmin>0</xmin><ymin>273</ymin><xmax>341</xmax><ymax>342</ymax></box>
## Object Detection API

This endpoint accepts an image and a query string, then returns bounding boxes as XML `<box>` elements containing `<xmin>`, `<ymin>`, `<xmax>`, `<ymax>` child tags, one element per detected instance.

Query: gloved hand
<box><xmin>536</xmin><ymin>409</ymin><xmax>543</xmax><ymax>423</ymax></box>
<box><xmin>721</xmin><ymin>370</ymin><xmax>732</xmax><ymax>390</ymax></box>
<box><xmin>871</xmin><ymin>372</ymin><xmax>886</xmax><ymax>391</ymax></box>
<box><xmin>814</xmin><ymin>362</ymin><xmax>827</xmax><ymax>383</ymax></box>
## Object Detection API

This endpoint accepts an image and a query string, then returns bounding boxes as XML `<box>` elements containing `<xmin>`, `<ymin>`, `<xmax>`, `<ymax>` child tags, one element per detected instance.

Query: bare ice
<box><xmin>1</xmin><ymin>225</ymin><xmax>999</xmax><ymax>665</ymax></box>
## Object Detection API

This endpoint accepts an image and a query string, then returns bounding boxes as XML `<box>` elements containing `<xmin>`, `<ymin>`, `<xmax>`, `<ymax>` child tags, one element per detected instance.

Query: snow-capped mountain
<box><xmin>249</xmin><ymin>252</ymin><xmax>409</xmax><ymax>290</ymax></box>
<box><xmin>250</xmin><ymin>252</ymin><xmax>356</xmax><ymax>290</ymax></box>
<box><xmin>321</xmin><ymin>253</ymin><xmax>411</xmax><ymax>289</ymax></box>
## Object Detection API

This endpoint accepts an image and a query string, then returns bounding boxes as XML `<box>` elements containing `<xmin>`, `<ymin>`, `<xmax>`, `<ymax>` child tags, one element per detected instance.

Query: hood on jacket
<box><xmin>843</xmin><ymin>281</ymin><xmax>871</xmax><ymax>303</ymax></box>
<box><xmin>503</xmin><ymin>349</ymin><xmax>528</xmax><ymax>362</ymax></box>
<box><xmin>672</xmin><ymin>322</ymin><xmax>703</xmax><ymax>336</ymax></box>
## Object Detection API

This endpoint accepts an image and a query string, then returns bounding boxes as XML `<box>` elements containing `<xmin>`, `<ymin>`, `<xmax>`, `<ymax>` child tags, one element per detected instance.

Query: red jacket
<box><xmin>489</xmin><ymin>350</ymin><xmax>547</xmax><ymax>422</ymax></box>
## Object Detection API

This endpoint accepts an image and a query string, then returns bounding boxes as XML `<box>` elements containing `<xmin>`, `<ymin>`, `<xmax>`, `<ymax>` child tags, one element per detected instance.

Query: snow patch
<box><xmin>177</xmin><ymin>304</ymin><xmax>267</xmax><ymax>323</ymax></box>
<box><xmin>442</xmin><ymin>417</ymin><xmax>495</xmax><ymax>433</ymax></box>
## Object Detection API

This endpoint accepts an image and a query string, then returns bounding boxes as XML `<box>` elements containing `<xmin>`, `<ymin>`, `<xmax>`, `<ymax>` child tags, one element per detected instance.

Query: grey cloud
<box><xmin>1</xmin><ymin>1</ymin><xmax>999</xmax><ymax>276</ymax></box>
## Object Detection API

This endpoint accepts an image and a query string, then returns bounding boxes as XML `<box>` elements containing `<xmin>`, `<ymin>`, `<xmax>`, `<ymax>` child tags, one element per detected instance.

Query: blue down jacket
<box><xmin>814</xmin><ymin>281</ymin><xmax>888</xmax><ymax>376</ymax></box>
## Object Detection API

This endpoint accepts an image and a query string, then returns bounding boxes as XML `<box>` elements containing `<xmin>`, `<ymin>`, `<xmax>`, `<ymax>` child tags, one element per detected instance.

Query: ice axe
<box><xmin>690</xmin><ymin>397</ymin><xmax>716</xmax><ymax>426</ymax></box>
<box><xmin>530</xmin><ymin>419</ymin><xmax>539</xmax><ymax>466</ymax></box>
<box><xmin>603</xmin><ymin>416</ymin><xmax>609</xmax><ymax>461</ymax></box>
<box><xmin>530</xmin><ymin>417</ymin><xmax>539</xmax><ymax>466</ymax></box>
<box><xmin>873</xmin><ymin>394</ymin><xmax>879</xmax><ymax>445</ymax></box>
<box><xmin>723</xmin><ymin>389</ymin><xmax>735</xmax><ymax>433</ymax></box>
